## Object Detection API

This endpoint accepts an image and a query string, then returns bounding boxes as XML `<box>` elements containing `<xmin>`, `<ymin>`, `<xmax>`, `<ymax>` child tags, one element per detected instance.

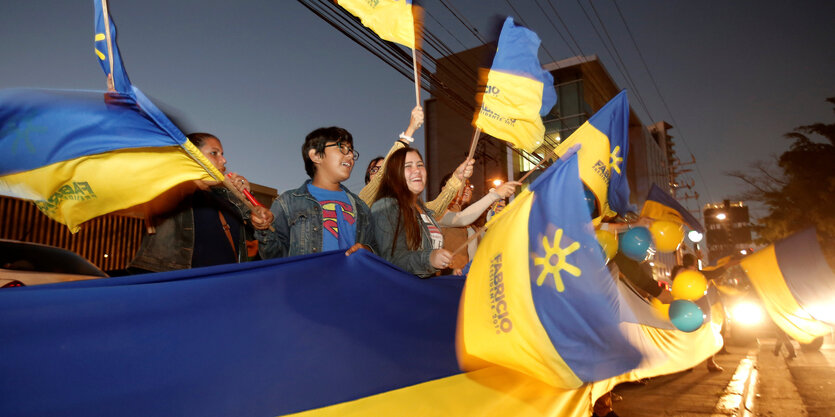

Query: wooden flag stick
<box><xmin>451</xmin><ymin>226</ymin><xmax>484</xmax><ymax>256</ymax></box>
<box><xmin>518</xmin><ymin>154</ymin><xmax>550</xmax><ymax>183</ymax></box>
<box><xmin>467</xmin><ymin>127</ymin><xmax>481</xmax><ymax>161</ymax></box>
<box><xmin>412</xmin><ymin>47</ymin><xmax>421</xmax><ymax>107</ymax></box>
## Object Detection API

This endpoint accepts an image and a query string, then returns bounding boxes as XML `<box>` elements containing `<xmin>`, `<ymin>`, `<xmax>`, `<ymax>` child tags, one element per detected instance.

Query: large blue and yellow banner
<box><xmin>336</xmin><ymin>0</ymin><xmax>416</xmax><ymax>49</ymax></box>
<box><xmin>640</xmin><ymin>183</ymin><xmax>704</xmax><ymax>233</ymax></box>
<box><xmin>552</xmin><ymin>90</ymin><xmax>633</xmax><ymax>220</ymax></box>
<box><xmin>740</xmin><ymin>229</ymin><xmax>834</xmax><ymax>343</ymax></box>
<box><xmin>0</xmin><ymin>249</ymin><xmax>724</xmax><ymax>417</ymax></box>
<box><xmin>0</xmin><ymin>1</ymin><xmax>218</xmax><ymax>231</ymax></box>
<box><xmin>474</xmin><ymin>17</ymin><xmax>557</xmax><ymax>153</ymax></box>
<box><xmin>458</xmin><ymin>154</ymin><xmax>641</xmax><ymax>389</ymax></box>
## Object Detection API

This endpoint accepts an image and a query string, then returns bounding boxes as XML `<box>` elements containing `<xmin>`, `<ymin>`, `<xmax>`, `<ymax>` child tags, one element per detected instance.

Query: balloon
<box><xmin>671</xmin><ymin>270</ymin><xmax>707</xmax><ymax>301</ymax></box>
<box><xmin>620</xmin><ymin>227</ymin><xmax>652</xmax><ymax>261</ymax></box>
<box><xmin>583</xmin><ymin>186</ymin><xmax>597</xmax><ymax>217</ymax></box>
<box><xmin>669</xmin><ymin>299</ymin><xmax>704</xmax><ymax>332</ymax></box>
<box><xmin>650</xmin><ymin>298</ymin><xmax>670</xmax><ymax>321</ymax></box>
<box><xmin>595</xmin><ymin>230</ymin><xmax>618</xmax><ymax>263</ymax></box>
<box><xmin>649</xmin><ymin>220</ymin><xmax>685</xmax><ymax>253</ymax></box>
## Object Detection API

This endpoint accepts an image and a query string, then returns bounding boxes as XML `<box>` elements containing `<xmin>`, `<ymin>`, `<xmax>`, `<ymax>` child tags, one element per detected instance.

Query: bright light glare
<box><xmin>716</xmin><ymin>213</ymin><xmax>727</xmax><ymax>220</ymax></box>
<box><xmin>740</xmin><ymin>249</ymin><xmax>748</xmax><ymax>255</ymax></box>
<box><xmin>731</xmin><ymin>301</ymin><xmax>764</xmax><ymax>326</ymax></box>
<box><xmin>688</xmin><ymin>230</ymin><xmax>704</xmax><ymax>243</ymax></box>
<box><xmin>492</xmin><ymin>179</ymin><xmax>503</xmax><ymax>187</ymax></box>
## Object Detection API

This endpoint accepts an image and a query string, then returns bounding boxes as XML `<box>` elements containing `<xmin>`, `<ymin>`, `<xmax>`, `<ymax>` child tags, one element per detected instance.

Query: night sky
<box><xmin>2</xmin><ymin>0</ymin><xmax>833</xmax><ymax>218</ymax></box>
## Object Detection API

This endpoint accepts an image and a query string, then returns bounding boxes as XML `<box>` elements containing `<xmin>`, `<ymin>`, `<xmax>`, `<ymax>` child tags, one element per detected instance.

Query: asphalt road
<box><xmin>612</xmin><ymin>335</ymin><xmax>835</xmax><ymax>417</ymax></box>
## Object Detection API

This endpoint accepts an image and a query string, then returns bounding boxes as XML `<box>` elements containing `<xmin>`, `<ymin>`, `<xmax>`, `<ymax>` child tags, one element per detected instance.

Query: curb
<box><xmin>714</xmin><ymin>349</ymin><xmax>759</xmax><ymax>416</ymax></box>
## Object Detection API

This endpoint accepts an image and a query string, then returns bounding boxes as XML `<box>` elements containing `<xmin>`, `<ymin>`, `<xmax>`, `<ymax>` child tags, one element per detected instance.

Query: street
<box><xmin>613</xmin><ymin>335</ymin><xmax>835</xmax><ymax>416</ymax></box>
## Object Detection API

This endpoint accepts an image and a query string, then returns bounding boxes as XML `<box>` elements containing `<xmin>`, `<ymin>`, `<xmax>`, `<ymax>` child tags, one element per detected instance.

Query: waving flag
<box><xmin>474</xmin><ymin>17</ymin><xmax>556</xmax><ymax>153</ymax></box>
<box><xmin>640</xmin><ymin>183</ymin><xmax>704</xmax><ymax>233</ymax></box>
<box><xmin>0</xmin><ymin>0</ymin><xmax>220</xmax><ymax>232</ymax></box>
<box><xmin>552</xmin><ymin>90</ymin><xmax>633</xmax><ymax>220</ymax></box>
<box><xmin>336</xmin><ymin>0</ymin><xmax>416</xmax><ymax>49</ymax></box>
<box><xmin>740</xmin><ymin>229</ymin><xmax>834</xmax><ymax>343</ymax></box>
<box><xmin>458</xmin><ymin>154</ymin><xmax>642</xmax><ymax>389</ymax></box>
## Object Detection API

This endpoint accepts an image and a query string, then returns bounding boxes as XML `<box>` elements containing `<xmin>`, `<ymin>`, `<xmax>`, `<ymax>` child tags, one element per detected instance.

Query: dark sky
<box><xmin>2</xmin><ymin>1</ymin><xmax>833</xmax><ymax>218</ymax></box>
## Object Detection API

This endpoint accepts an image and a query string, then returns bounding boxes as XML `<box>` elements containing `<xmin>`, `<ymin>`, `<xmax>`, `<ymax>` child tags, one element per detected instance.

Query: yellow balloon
<box><xmin>595</xmin><ymin>229</ymin><xmax>618</xmax><ymax>262</ymax></box>
<box><xmin>649</xmin><ymin>220</ymin><xmax>685</xmax><ymax>253</ymax></box>
<box><xmin>651</xmin><ymin>297</ymin><xmax>670</xmax><ymax>320</ymax></box>
<box><xmin>671</xmin><ymin>270</ymin><xmax>707</xmax><ymax>301</ymax></box>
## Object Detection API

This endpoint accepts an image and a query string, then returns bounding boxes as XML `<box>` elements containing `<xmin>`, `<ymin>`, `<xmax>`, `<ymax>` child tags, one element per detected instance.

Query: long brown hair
<box><xmin>375</xmin><ymin>147</ymin><xmax>423</xmax><ymax>252</ymax></box>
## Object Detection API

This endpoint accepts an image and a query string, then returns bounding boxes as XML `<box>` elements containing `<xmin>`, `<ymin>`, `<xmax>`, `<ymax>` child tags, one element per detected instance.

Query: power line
<box><xmin>502</xmin><ymin>0</ymin><xmax>559</xmax><ymax>65</ymax></box>
<box><xmin>574</xmin><ymin>0</ymin><xmax>655</xmax><ymax>124</ymax></box>
<box><xmin>531</xmin><ymin>0</ymin><xmax>580</xmax><ymax>58</ymax></box>
<box><xmin>609</xmin><ymin>0</ymin><xmax>714</xmax><ymax>203</ymax></box>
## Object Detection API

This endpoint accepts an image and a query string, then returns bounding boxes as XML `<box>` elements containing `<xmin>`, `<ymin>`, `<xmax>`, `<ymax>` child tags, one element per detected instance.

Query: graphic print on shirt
<box><xmin>320</xmin><ymin>200</ymin><xmax>356</xmax><ymax>238</ymax></box>
<box><xmin>421</xmin><ymin>213</ymin><xmax>444</xmax><ymax>249</ymax></box>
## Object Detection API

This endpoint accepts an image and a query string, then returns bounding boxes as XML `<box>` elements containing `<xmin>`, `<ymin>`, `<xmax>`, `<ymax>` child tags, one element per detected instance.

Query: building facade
<box><xmin>703</xmin><ymin>200</ymin><xmax>753</xmax><ymax>263</ymax></box>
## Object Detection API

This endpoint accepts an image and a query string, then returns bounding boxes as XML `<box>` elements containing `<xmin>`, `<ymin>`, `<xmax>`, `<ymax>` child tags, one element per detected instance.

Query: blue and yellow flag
<box><xmin>640</xmin><ymin>183</ymin><xmax>704</xmax><ymax>233</ymax></box>
<box><xmin>336</xmin><ymin>0</ymin><xmax>416</xmax><ymax>49</ymax></box>
<box><xmin>0</xmin><ymin>89</ymin><xmax>214</xmax><ymax>231</ymax></box>
<box><xmin>552</xmin><ymin>90</ymin><xmax>633</xmax><ymax>221</ymax></box>
<box><xmin>0</xmin><ymin>248</ymin><xmax>722</xmax><ymax>417</ymax></box>
<box><xmin>94</xmin><ymin>0</ymin><xmax>131</xmax><ymax>93</ymax></box>
<box><xmin>458</xmin><ymin>154</ymin><xmax>642</xmax><ymax>389</ymax></box>
<box><xmin>0</xmin><ymin>1</ymin><xmax>219</xmax><ymax>231</ymax></box>
<box><xmin>740</xmin><ymin>229</ymin><xmax>834</xmax><ymax>343</ymax></box>
<box><xmin>474</xmin><ymin>17</ymin><xmax>557</xmax><ymax>153</ymax></box>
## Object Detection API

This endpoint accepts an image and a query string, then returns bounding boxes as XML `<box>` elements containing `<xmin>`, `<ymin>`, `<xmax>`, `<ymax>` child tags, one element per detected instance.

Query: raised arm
<box><xmin>426</xmin><ymin>157</ymin><xmax>474</xmax><ymax>216</ymax></box>
<box><xmin>359</xmin><ymin>106</ymin><xmax>424</xmax><ymax>206</ymax></box>
<box><xmin>438</xmin><ymin>181</ymin><xmax>521</xmax><ymax>227</ymax></box>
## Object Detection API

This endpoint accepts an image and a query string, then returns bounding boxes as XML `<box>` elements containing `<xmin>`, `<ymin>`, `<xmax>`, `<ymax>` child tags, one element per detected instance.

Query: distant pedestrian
<box><xmin>773</xmin><ymin>328</ymin><xmax>797</xmax><ymax>359</ymax></box>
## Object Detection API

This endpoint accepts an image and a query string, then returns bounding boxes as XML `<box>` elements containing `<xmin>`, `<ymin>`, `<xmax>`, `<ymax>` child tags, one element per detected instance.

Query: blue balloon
<box><xmin>669</xmin><ymin>300</ymin><xmax>704</xmax><ymax>332</ymax></box>
<box><xmin>583</xmin><ymin>186</ymin><xmax>597</xmax><ymax>216</ymax></box>
<box><xmin>620</xmin><ymin>226</ymin><xmax>651</xmax><ymax>261</ymax></box>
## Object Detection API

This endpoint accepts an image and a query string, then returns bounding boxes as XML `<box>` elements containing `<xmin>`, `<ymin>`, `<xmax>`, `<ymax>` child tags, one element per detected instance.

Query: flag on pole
<box><xmin>640</xmin><ymin>183</ymin><xmax>704</xmax><ymax>233</ymax></box>
<box><xmin>552</xmin><ymin>90</ymin><xmax>633</xmax><ymax>220</ymax></box>
<box><xmin>0</xmin><ymin>89</ymin><xmax>213</xmax><ymax>232</ymax></box>
<box><xmin>474</xmin><ymin>17</ymin><xmax>556</xmax><ymax>153</ymax></box>
<box><xmin>0</xmin><ymin>0</ymin><xmax>220</xmax><ymax>231</ymax></box>
<box><xmin>94</xmin><ymin>0</ymin><xmax>131</xmax><ymax>93</ymax></box>
<box><xmin>740</xmin><ymin>229</ymin><xmax>834</xmax><ymax>343</ymax></box>
<box><xmin>458</xmin><ymin>154</ymin><xmax>642</xmax><ymax>389</ymax></box>
<box><xmin>336</xmin><ymin>0</ymin><xmax>416</xmax><ymax>49</ymax></box>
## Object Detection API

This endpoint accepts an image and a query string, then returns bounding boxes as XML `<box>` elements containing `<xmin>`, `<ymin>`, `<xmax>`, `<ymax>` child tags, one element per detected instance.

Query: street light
<box><xmin>688</xmin><ymin>230</ymin><xmax>703</xmax><ymax>243</ymax></box>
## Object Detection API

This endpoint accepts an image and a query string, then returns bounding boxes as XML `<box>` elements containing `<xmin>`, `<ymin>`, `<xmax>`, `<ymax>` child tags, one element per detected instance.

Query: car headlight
<box><xmin>730</xmin><ymin>301</ymin><xmax>765</xmax><ymax>326</ymax></box>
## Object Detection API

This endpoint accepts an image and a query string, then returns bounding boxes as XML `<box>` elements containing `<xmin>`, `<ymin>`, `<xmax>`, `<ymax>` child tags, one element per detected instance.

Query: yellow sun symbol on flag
<box><xmin>533</xmin><ymin>229</ymin><xmax>582</xmax><ymax>292</ymax></box>
<box><xmin>609</xmin><ymin>145</ymin><xmax>623</xmax><ymax>175</ymax></box>
<box><xmin>94</xmin><ymin>33</ymin><xmax>106</xmax><ymax>61</ymax></box>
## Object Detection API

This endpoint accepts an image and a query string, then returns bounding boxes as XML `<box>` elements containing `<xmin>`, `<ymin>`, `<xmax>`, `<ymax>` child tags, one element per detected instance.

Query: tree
<box><xmin>729</xmin><ymin>97</ymin><xmax>835</xmax><ymax>260</ymax></box>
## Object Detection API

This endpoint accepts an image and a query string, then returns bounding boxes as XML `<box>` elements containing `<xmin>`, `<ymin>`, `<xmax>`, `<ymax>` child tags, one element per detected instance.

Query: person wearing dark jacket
<box><xmin>129</xmin><ymin>133</ymin><xmax>272</xmax><ymax>272</ymax></box>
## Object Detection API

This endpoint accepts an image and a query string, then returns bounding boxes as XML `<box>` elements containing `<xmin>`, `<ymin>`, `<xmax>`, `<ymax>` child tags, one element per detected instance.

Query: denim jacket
<box><xmin>130</xmin><ymin>186</ymin><xmax>249</xmax><ymax>272</ymax></box>
<box><xmin>256</xmin><ymin>180</ymin><xmax>376</xmax><ymax>259</ymax></box>
<box><xmin>371</xmin><ymin>197</ymin><xmax>440</xmax><ymax>278</ymax></box>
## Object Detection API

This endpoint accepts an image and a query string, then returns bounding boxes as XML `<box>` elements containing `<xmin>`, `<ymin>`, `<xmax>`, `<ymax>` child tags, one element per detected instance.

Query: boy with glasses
<box><xmin>253</xmin><ymin>127</ymin><xmax>375</xmax><ymax>258</ymax></box>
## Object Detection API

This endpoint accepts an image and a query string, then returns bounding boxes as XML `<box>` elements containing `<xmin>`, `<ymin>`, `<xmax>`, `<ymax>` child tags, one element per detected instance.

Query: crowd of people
<box><xmin>129</xmin><ymin>105</ymin><xmax>519</xmax><ymax>278</ymax></box>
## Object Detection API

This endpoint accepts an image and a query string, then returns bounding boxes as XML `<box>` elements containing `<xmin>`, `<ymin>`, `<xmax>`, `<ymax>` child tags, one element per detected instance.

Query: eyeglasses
<box><xmin>369</xmin><ymin>165</ymin><xmax>382</xmax><ymax>174</ymax></box>
<box><xmin>324</xmin><ymin>142</ymin><xmax>359</xmax><ymax>160</ymax></box>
